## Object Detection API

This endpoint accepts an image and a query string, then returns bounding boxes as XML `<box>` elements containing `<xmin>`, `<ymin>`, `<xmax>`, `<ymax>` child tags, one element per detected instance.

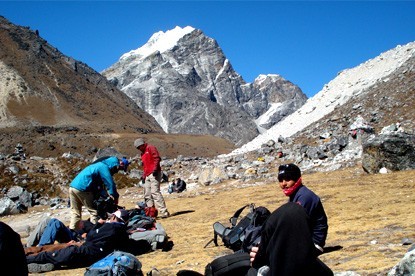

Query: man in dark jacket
<box><xmin>168</xmin><ymin>178</ymin><xmax>187</xmax><ymax>194</ymax></box>
<box><xmin>26</xmin><ymin>209</ymin><xmax>130</xmax><ymax>273</ymax></box>
<box><xmin>249</xmin><ymin>203</ymin><xmax>333</xmax><ymax>276</ymax></box>
<box><xmin>175</xmin><ymin>178</ymin><xmax>187</xmax><ymax>193</ymax></box>
<box><xmin>277</xmin><ymin>163</ymin><xmax>328</xmax><ymax>254</ymax></box>
<box><xmin>0</xmin><ymin>221</ymin><xmax>28</xmax><ymax>275</ymax></box>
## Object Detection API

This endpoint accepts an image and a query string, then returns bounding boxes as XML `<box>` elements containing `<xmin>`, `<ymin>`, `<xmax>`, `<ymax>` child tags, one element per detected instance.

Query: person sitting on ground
<box><xmin>0</xmin><ymin>221</ymin><xmax>28</xmax><ymax>275</ymax></box>
<box><xmin>168</xmin><ymin>177</ymin><xmax>187</xmax><ymax>194</ymax></box>
<box><xmin>276</xmin><ymin>163</ymin><xmax>328</xmax><ymax>255</ymax></box>
<box><xmin>175</xmin><ymin>177</ymin><xmax>187</xmax><ymax>193</ymax></box>
<box><xmin>248</xmin><ymin>202</ymin><xmax>333</xmax><ymax>275</ymax></box>
<box><xmin>69</xmin><ymin>156</ymin><xmax>129</xmax><ymax>231</ymax></box>
<box><xmin>26</xmin><ymin>209</ymin><xmax>130</xmax><ymax>273</ymax></box>
<box><xmin>168</xmin><ymin>181</ymin><xmax>175</xmax><ymax>194</ymax></box>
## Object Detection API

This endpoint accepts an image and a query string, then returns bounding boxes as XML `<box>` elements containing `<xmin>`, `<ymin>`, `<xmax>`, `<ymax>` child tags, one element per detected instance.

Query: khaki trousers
<box><xmin>144</xmin><ymin>172</ymin><xmax>168</xmax><ymax>216</ymax></box>
<box><xmin>69</xmin><ymin>187</ymin><xmax>98</xmax><ymax>230</ymax></box>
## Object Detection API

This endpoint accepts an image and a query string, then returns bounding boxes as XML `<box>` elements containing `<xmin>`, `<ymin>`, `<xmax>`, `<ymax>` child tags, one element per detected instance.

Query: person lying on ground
<box><xmin>26</xmin><ymin>217</ymin><xmax>95</xmax><ymax>248</ymax></box>
<box><xmin>25</xmin><ymin>218</ymin><xmax>96</xmax><ymax>256</ymax></box>
<box><xmin>26</xmin><ymin>209</ymin><xmax>130</xmax><ymax>273</ymax></box>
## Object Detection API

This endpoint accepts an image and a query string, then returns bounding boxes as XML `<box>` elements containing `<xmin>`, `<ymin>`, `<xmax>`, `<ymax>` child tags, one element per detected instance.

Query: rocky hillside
<box><xmin>230</xmin><ymin>41</ymin><xmax>415</xmax><ymax>156</ymax></box>
<box><xmin>102</xmin><ymin>26</ymin><xmax>307</xmax><ymax>146</ymax></box>
<box><xmin>0</xmin><ymin>16</ymin><xmax>164</xmax><ymax>157</ymax></box>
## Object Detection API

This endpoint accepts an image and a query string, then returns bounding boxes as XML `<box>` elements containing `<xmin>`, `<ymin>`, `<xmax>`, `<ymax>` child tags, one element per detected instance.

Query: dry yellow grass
<box><xmin>9</xmin><ymin>166</ymin><xmax>415</xmax><ymax>276</ymax></box>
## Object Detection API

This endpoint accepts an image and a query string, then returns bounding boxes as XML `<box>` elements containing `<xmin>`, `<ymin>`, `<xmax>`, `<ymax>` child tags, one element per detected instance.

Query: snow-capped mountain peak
<box><xmin>120</xmin><ymin>26</ymin><xmax>194</xmax><ymax>61</ymax></box>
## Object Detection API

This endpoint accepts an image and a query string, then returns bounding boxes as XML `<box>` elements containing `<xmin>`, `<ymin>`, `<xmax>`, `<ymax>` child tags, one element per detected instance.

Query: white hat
<box><xmin>134</xmin><ymin>138</ymin><xmax>145</xmax><ymax>148</ymax></box>
<box><xmin>108</xmin><ymin>209</ymin><xmax>129</xmax><ymax>223</ymax></box>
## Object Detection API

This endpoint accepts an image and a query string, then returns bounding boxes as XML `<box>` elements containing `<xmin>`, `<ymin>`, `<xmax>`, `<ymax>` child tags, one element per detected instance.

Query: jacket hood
<box><xmin>101</xmin><ymin>156</ymin><xmax>120</xmax><ymax>170</ymax></box>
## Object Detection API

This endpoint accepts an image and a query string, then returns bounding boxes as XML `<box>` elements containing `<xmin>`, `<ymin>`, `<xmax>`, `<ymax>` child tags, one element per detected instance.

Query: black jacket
<box><xmin>26</xmin><ymin>221</ymin><xmax>130</xmax><ymax>268</ymax></box>
<box><xmin>252</xmin><ymin>203</ymin><xmax>333</xmax><ymax>276</ymax></box>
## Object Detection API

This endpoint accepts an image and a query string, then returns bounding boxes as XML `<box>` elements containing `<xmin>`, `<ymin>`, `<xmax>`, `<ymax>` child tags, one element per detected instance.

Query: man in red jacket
<box><xmin>134</xmin><ymin>138</ymin><xmax>170</xmax><ymax>218</ymax></box>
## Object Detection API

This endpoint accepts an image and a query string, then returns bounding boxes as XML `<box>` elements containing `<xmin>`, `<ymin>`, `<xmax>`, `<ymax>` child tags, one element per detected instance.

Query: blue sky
<box><xmin>1</xmin><ymin>1</ymin><xmax>414</xmax><ymax>98</ymax></box>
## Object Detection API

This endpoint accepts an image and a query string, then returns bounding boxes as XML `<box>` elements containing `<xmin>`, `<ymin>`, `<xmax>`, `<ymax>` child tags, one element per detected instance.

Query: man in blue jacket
<box><xmin>69</xmin><ymin>156</ymin><xmax>129</xmax><ymax>231</ymax></box>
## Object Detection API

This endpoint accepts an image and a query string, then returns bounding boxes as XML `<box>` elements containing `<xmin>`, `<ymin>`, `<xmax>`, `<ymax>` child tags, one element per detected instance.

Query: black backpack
<box><xmin>206</xmin><ymin>204</ymin><xmax>270</xmax><ymax>252</ymax></box>
<box><xmin>94</xmin><ymin>196</ymin><xmax>119</xmax><ymax>220</ymax></box>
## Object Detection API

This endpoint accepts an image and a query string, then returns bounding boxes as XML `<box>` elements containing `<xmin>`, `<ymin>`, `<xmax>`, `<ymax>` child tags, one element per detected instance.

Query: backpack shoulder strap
<box><xmin>229</xmin><ymin>204</ymin><xmax>252</xmax><ymax>226</ymax></box>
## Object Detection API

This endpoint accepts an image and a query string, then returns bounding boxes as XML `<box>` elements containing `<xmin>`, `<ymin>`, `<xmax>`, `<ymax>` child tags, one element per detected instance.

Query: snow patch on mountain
<box><xmin>255</xmin><ymin>102</ymin><xmax>283</xmax><ymax>133</ymax></box>
<box><xmin>255</xmin><ymin>74</ymin><xmax>283</xmax><ymax>87</ymax></box>
<box><xmin>120</xmin><ymin>26</ymin><xmax>195</xmax><ymax>61</ymax></box>
<box><xmin>226</xmin><ymin>41</ymin><xmax>415</xmax><ymax>156</ymax></box>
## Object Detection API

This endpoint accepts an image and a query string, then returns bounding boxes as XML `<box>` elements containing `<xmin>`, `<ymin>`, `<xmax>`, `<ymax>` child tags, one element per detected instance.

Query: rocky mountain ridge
<box><xmin>0</xmin><ymin>16</ymin><xmax>161</xmax><ymax>132</ymax></box>
<box><xmin>230</xmin><ymin>41</ymin><xmax>415</xmax><ymax>156</ymax></box>
<box><xmin>103</xmin><ymin>26</ymin><xmax>307</xmax><ymax>145</ymax></box>
<box><xmin>0</xmin><ymin>16</ymin><xmax>165</xmax><ymax>157</ymax></box>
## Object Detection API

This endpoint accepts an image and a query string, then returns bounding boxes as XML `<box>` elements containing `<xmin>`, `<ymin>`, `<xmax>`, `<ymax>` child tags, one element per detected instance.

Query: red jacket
<box><xmin>141</xmin><ymin>143</ymin><xmax>161</xmax><ymax>178</ymax></box>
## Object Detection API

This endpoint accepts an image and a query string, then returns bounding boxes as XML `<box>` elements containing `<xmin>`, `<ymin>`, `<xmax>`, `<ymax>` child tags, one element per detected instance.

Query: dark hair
<box><xmin>278</xmin><ymin>163</ymin><xmax>301</xmax><ymax>182</ymax></box>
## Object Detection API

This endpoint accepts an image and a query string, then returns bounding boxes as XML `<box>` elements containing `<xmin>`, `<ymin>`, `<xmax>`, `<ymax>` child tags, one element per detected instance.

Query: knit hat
<box><xmin>278</xmin><ymin>163</ymin><xmax>301</xmax><ymax>182</ymax></box>
<box><xmin>134</xmin><ymin>138</ymin><xmax>145</xmax><ymax>148</ymax></box>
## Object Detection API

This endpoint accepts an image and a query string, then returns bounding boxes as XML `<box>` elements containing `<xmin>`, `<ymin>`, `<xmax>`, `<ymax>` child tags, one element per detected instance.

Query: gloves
<box><xmin>109</xmin><ymin>195</ymin><xmax>118</xmax><ymax>205</ymax></box>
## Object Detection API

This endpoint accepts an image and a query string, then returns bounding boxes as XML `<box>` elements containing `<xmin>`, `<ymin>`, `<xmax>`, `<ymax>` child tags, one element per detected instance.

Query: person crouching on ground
<box><xmin>69</xmin><ymin>156</ymin><xmax>129</xmax><ymax>231</ymax></box>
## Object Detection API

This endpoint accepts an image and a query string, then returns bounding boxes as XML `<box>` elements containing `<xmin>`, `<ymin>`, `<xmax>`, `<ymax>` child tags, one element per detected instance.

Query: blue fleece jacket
<box><xmin>70</xmin><ymin>156</ymin><xmax>119</xmax><ymax>199</ymax></box>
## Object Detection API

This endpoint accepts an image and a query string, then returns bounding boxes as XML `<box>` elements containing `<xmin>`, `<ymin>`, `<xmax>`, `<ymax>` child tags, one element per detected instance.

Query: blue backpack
<box><xmin>84</xmin><ymin>250</ymin><xmax>142</xmax><ymax>276</ymax></box>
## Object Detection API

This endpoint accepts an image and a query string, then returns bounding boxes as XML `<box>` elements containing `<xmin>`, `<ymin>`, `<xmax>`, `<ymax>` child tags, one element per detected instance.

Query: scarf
<box><xmin>282</xmin><ymin>177</ymin><xmax>302</xmax><ymax>196</ymax></box>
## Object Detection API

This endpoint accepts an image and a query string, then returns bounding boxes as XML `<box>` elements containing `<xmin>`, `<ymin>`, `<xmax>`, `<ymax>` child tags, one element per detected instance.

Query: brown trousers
<box><xmin>24</xmin><ymin>241</ymin><xmax>83</xmax><ymax>256</ymax></box>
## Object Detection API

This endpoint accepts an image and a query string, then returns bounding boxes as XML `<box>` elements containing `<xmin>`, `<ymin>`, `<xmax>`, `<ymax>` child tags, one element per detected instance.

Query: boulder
<box><xmin>362</xmin><ymin>133</ymin><xmax>415</xmax><ymax>173</ymax></box>
<box><xmin>388</xmin><ymin>248</ymin><xmax>415</xmax><ymax>276</ymax></box>
<box><xmin>198</xmin><ymin>167</ymin><xmax>229</xmax><ymax>186</ymax></box>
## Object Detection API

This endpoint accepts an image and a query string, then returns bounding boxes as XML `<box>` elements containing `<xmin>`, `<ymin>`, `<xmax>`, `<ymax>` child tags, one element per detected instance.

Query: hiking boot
<box><xmin>28</xmin><ymin>263</ymin><xmax>54</xmax><ymax>273</ymax></box>
<box><xmin>159</xmin><ymin>212</ymin><xmax>170</xmax><ymax>219</ymax></box>
<box><xmin>147</xmin><ymin>267</ymin><xmax>160</xmax><ymax>276</ymax></box>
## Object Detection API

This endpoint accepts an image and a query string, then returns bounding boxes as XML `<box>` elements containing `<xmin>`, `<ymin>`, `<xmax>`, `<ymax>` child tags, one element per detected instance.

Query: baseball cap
<box><xmin>278</xmin><ymin>163</ymin><xmax>301</xmax><ymax>182</ymax></box>
<box><xmin>108</xmin><ymin>209</ymin><xmax>129</xmax><ymax>223</ymax></box>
